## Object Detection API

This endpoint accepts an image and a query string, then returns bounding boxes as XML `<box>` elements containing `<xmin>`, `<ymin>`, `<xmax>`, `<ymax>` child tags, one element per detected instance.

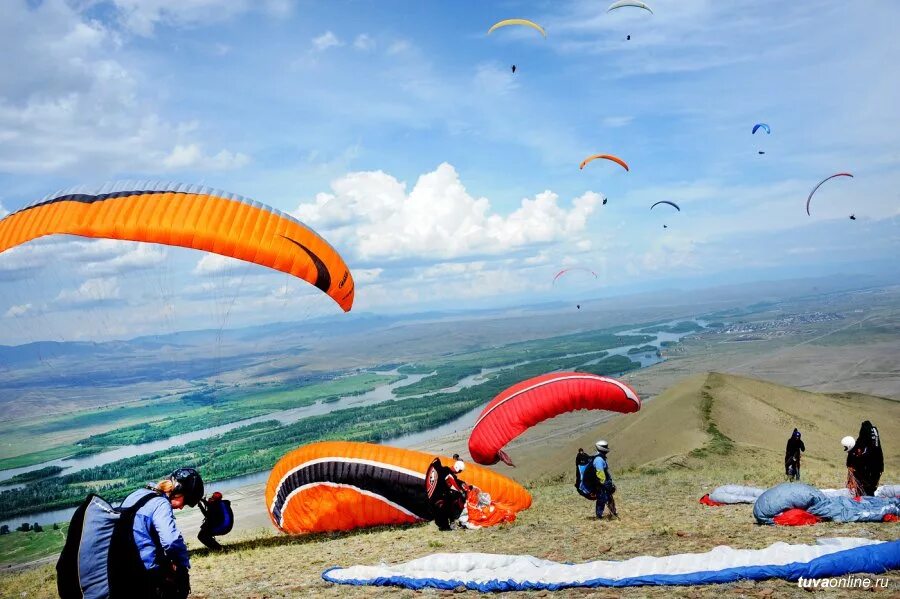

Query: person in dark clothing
<box><xmin>425</xmin><ymin>456</ymin><xmax>468</xmax><ymax>531</ymax></box>
<box><xmin>592</xmin><ymin>441</ymin><xmax>617</xmax><ymax>519</ymax></box>
<box><xmin>784</xmin><ymin>428</ymin><xmax>805</xmax><ymax>481</ymax></box>
<box><xmin>847</xmin><ymin>421</ymin><xmax>884</xmax><ymax>496</ymax></box>
<box><xmin>197</xmin><ymin>491</ymin><xmax>233</xmax><ymax>550</ymax></box>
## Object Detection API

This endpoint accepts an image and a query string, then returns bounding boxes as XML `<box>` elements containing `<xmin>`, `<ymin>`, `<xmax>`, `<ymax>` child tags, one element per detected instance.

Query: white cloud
<box><xmin>386</xmin><ymin>40</ymin><xmax>411</xmax><ymax>55</ymax></box>
<box><xmin>3</xmin><ymin>304</ymin><xmax>33</xmax><ymax>318</ymax></box>
<box><xmin>353</xmin><ymin>34</ymin><xmax>375</xmax><ymax>51</ymax></box>
<box><xmin>80</xmin><ymin>244</ymin><xmax>167</xmax><ymax>276</ymax></box>
<box><xmin>108</xmin><ymin>0</ymin><xmax>291</xmax><ymax>36</ymax></box>
<box><xmin>0</xmin><ymin>2</ymin><xmax>248</xmax><ymax>176</ymax></box>
<box><xmin>55</xmin><ymin>277</ymin><xmax>121</xmax><ymax>306</ymax></box>
<box><xmin>161</xmin><ymin>144</ymin><xmax>250</xmax><ymax>171</ymax></box>
<box><xmin>193</xmin><ymin>254</ymin><xmax>253</xmax><ymax>276</ymax></box>
<box><xmin>602</xmin><ymin>116</ymin><xmax>633</xmax><ymax>128</ymax></box>
<box><xmin>312</xmin><ymin>31</ymin><xmax>342</xmax><ymax>52</ymax></box>
<box><xmin>292</xmin><ymin>163</ymin><xmax>601</xmax><ymax>261</ymax></box>
<box><xmin>0</xmin><ymin>242</ymin><xmax>60</xmax><ymax>279</ymax></box>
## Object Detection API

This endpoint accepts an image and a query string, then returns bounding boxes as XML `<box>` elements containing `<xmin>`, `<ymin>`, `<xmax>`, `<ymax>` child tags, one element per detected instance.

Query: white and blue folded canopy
<box><xmin>324</xmin><ymin>537</ymin><xmax>900</xmax><ymax>591</ymax></box>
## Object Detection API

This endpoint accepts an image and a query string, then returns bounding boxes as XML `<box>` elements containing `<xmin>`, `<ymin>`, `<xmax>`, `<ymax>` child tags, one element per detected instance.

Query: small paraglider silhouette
<box><xmin>849</xmin><ymin>214</ymin><xmax>856</xmax><ymax>220</ymax></box>
<box><xmin>511</xmin><ymin>65</ymin><xmax>517</xmax><ymax>74</ymax></box>
<box><xmin>626</xmin><ymin>35</ymin><xmax>631</xmax><ymax>40</ymax></box>
<box><xmin>663</xmin><ymin>224</ymin><xmax>668</xmax><ymax>229</ymax></box>
<box><xmin>758</xmin><ymin>151</ymin><xmax>766</xmax><ymax>155</ymax></box>
<box><xmin>602</xmin><ymin>198</ymin><xmax>608</xmax><ymax>205</ymax></box>
<box><xmin>577</xmin><ymin>304</ymin><xmax>581</xmax><ymax>310</ymax></box>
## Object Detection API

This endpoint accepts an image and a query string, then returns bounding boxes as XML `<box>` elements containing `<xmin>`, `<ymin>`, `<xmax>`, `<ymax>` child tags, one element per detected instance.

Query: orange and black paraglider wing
<box><xmin>0</xmin><ymin>182</ymin><xmax>354</xmax><ymax>312</ymax></box>
<box><xmin>468</xmin><ymin>372</ymin><xmax>641</xmax><ymax>466</ymax></box>
<box><xmin>265</xmin><ymin>441</ymin><xmax>530</xmax><ymax>534</ymax></box>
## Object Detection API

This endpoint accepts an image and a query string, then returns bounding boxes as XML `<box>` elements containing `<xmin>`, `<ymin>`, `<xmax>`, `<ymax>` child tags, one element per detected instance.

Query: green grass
<box><xmin>0</xmin><ymin>524</ymin><xmax>68</xmax><ymax>566</ymax></box>
<box><xmin>690</xmin><ymin>389</ymin><xmax>735</xmax><ymax>458</ymax></box>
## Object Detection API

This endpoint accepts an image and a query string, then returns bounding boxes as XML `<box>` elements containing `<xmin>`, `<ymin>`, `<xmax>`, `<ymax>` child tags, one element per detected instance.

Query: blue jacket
<box><xmin>121</xmin><ymin>489</ymin><xmax>190</xmax><ymax>571</ymax></box>
<box><xmin>593</xmin><ymin>455</ymin><xmax>613</xmax><ymax>487</ymax></box>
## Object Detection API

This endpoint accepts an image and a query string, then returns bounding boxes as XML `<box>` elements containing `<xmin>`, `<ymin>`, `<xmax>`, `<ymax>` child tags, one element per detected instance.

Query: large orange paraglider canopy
<box><xmin>266</xmin><ymin>441</ymin><xmax>531</xmax><ymax>534</ymax></box>
<box><xmin>0</xmin><ymin>181</ymin><xmax>355</xmax><ymax>312</ymax></box>
<box><xmin>579</xmin><ymin>154</ymin><xmax>630</xmax><ymax>171</ymax></box>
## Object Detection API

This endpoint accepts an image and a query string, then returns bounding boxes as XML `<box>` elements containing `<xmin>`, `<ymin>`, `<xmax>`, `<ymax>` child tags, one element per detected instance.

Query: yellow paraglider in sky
<box><xmin>488</xmin><ymin>19</ymin><xmax>547</xmax><ymax>38</ymax></box>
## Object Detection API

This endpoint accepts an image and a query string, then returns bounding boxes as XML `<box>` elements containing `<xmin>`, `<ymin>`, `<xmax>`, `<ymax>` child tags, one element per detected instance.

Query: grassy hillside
<box><xmin>3</xmin><ymin>373</ymin><xmax>897</xmax><ymax>597</ymax></box>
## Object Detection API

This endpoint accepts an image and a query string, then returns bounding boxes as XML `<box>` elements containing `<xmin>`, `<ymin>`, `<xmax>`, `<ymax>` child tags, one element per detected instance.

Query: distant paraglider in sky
<box><xmin>752</xmin><ymin>123</ymin><xmax>771</xmax><ymax>135</ymax></box>
<box><xmin>759</xmin><ymin>151</ymin><xmax>766</xmax><ymax>155</ymax></box>
<box><xmin>626</xmin><ymin>35</ymin><xmax>631</xmax><ymax>40</ymax></box>
<box><xmin>0</xmin><ymin>181</ymin><xmax>356</xmax><ymax>312</ymax></box>
<box><xmin>650</xmin><ymin>200</ymin><xmax>681</xmax><ymax>212</ymax></box>
<box><xmin>553</xmin><ymin>267</ymin><xmax>599</xmax><ymax>285</ymax></box>
<box><xmin>602</xmin><ymin>198</ymin><xmax>608</xmax><ymax>205</ymax></box>
<box><xmin>850</xmin><ymin>214</ymin><xmax>856</xmax><ymax>221</ymax></box>
<box><xmin>607</xmin><ymin>1</ymin><xmax>653</xmax><ymax>14</ymax></box>
<box><xmin>806</xmin><ymin>173</ymin><xmax>854</xmax><ymax>215</ymax></box>
<box><xmin>511</xmin><ymin>65</ymin><xmax>517</xmax><ymax>73</ymax></box>
<box><xmin>488</xmin><ymin>18</ymin><xmax>547</xmax><ymax>38</ymax></box>
<box><xmin>579</xmin><ymin>154</ymin><xmax>629</xmax><ymax>171</ymax></box>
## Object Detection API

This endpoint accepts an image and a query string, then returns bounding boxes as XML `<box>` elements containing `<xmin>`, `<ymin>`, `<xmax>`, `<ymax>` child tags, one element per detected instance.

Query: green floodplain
<box><xmin>0</xmin><ymin>327</ymin><xmax>654</xmax><ymax>519</ymax></box>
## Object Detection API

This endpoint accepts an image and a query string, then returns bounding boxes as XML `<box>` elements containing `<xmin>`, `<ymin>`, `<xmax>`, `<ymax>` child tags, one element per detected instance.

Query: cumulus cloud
<box><xmin>293</xmin><ymin>163</ymin><xmax>601</xmax><ymax>262</ymax></box>
<box><xmin>312</xmin><ymin>31</ymin><xmax>343</xmax><ymax>52</ymax></box>
<box><xmin>55</xmin><ymin>277</ymin><xmax>121</xmax><ymax>306</ymax></box>
<box><xmin>3</xmin><ymin>304</ymin><xmax>33</xmax><ymax>318</ymax></box>
<box><xmin>193</xmin><ymin>254</ymin><xmax>253</xmax><ymax>276</ymax></box>
<box><xmin>0</xmin><ymin>2</ymin><xmax>248</xmax><ymax>176</ymax></box>
<box><xmin>79</xmin><ymin>244</ymin><xmax>167</xmax><ymax>276</ymax></box>
<box><xmin>353</xmin><ymin>34</ymin><xmax>375</xmax><ymax>51</ymax></box>
<box><xmin>0</xmin><ymin>242</ymin><xmax>60</xmax><ymax>280</ymax></box>
<box><xmin>108</xmin><ymin>0</ymin><xmax>291</xmax><ymax>36</ymax></box>
<box><xmin>161</xmin><ymin>144</ymin><xmax>250</xmax><ymax>170</ymax></box>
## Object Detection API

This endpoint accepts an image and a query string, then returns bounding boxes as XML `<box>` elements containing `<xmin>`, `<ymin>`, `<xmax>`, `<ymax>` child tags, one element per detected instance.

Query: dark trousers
<box><xmin>595</xmin><ymin>491</ymin><xmax>608</xmax><ymax>518</ymax></box>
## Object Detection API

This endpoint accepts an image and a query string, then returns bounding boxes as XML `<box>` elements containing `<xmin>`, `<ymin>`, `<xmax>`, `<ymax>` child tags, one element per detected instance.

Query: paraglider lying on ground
<box><xmin>753</xmin><ymin>483</ymin><xmax>900</xmax><ymax>526</ymax></box>
<box><xmin>265</xmin><ymin>441</ymin><xmax>531</xmax><ymax>534</ymax></box>
<box><xmin>552</xmin><ymin>267</ymin><xmax>598</xmax><ymax>285</ymax></box>
<box><xmin>468</xmin><ymin>373</ymin><xmax>641</xmax><ymax>466</ymax></box>
<box><xmin>806</xmin><ymin>173</ymin><xmax>853</xmax><ymax>216</ymax></box>
<box><xmin>752</xmin><ymin>123</ymin><xmax>770</xmax><ymax>135</ymax></box>
<box><xmin>322</xmin><ymin>538</ymin><xmax>900</xmax><ymax>591</ymax></box>
<box><xmin>700</xmin><ymin>484</ymin><xmax>899</xmax><ymax>506</ymax></box>
<box><xmin>488</xmin><ymin>19</ymin><xmax>546</xmax><ymax>37</ymax></box>
<box><xmin>0</xmin><ymin>181</ymin><xmax>355</xmax><ymax>312</ymax></box>
<box><xmin>650</xmin><ymin>201</ymin><xmax>680</xmax><ymax>212</ymax></box>
<box><xmin>579</xmin><ymin>154</ymin><xmax>629</xmax><ymax>172</ymax></box>
<box><xmin>607</xmin><ymin>1</ymin><xmax>653</xmax><ymax>14</ymax></box>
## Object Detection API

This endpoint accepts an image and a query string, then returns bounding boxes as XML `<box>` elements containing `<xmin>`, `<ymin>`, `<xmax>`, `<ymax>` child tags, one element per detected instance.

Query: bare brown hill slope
<box><xmin>502</xmin><ymin>372</ymin><xmax>899</xmax><ymax>484</ymax></box>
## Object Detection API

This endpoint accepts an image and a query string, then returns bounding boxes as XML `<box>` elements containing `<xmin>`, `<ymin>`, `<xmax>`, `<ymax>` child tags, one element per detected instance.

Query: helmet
<box><xmin>841</xmin><ymin>436</ymin><xmax>855</xmax><ymax>451</ymax></box>
<box><xmin>453</xmin><ymin>460</ymin><xmax>465</xmax><ymax>473</ymax></box>
<box><xmin>595</xmin><ymin>440</ymin><xmax>610</xmax><ymax>454</ymax></box>
<box><xmin>169</xmin><ymin>467</ymin><xmax>204</xmax><ymax>507</ymax></box>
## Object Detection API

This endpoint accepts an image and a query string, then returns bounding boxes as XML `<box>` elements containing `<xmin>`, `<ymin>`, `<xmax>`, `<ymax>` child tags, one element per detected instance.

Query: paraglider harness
<box><xmin>57</xmin><ymin>491</ymin><xmax>188</xmax><ymax>599</ymax></box>
<box><xmin>575</xmin><ymin>449</ymin><xmax>599</xmax><ymax>500</ymax></box>
<box><xmin>198</xmin><ymin>491</ymin><xmax>234</xmax><ymax>550</ymax></box>
<box><xmin>425</xmin><ymin>458</ymin><xmax>467</xmax><ymax>530</ymax></box>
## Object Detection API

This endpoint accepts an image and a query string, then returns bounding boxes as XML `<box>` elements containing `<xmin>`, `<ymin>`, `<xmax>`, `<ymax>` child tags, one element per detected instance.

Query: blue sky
<box><xmin>0</xmin><ymin>0</ymin><xmax>898</xmax><ymax>344</ymax></box>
